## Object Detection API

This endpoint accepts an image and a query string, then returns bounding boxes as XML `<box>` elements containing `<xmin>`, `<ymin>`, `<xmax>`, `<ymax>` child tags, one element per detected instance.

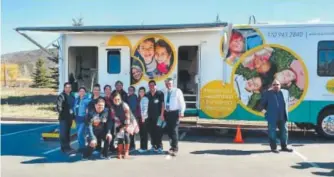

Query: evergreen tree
<box><xmin>32</xmin><ymin>58</ymin><xmax>51</xmax><ymax>88</ymax></box>
<box><xmin>48</xmin><ymin>65</ymin><xmax>59</xmax><ymax>89</ymax></box>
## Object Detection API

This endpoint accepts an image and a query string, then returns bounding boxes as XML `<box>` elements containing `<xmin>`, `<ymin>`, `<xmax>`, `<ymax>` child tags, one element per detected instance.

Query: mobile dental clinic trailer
<box><xmin>15</xmin><ymin>20</ymin><xmax>334</xmax><ymax>139</ymax></box>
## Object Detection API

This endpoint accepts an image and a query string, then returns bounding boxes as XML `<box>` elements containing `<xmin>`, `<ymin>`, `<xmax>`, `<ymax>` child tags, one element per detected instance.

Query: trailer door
<box><xmin>100</xmin><ymin>46</ymin><xmax>131</xmax><ymax>89</ymax></box>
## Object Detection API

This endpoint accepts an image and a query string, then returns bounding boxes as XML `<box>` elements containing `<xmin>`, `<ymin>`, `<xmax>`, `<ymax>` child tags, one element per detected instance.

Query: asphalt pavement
<box><xmin>1</xmin><ymin>121</ymin><xmax>333</xmax><ymax>177</ymax></box>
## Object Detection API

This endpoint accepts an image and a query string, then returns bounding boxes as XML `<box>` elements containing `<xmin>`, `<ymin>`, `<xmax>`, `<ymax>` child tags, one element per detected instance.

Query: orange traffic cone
<box><xmin>233</xmin><ymin>125</ymin><xmax>244</xmax><ymax>143</ymax></box>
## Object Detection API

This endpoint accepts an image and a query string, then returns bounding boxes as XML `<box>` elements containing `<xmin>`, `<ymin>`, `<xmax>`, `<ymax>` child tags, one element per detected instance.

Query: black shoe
<box><xmin>271</xmin><ymin>149</ymin><xmax>279</xmax><ymax>153</ymax></box>
<box><xmin>281</xmin><ymin>147</ymin><xmax>293</xmax><ymax>152</ymax></box>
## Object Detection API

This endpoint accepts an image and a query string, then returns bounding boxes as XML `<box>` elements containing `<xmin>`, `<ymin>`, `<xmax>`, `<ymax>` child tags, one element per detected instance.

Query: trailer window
<box><xmin>107</xmin><ymin>50</ymin><xmax>121</xmax><ymax>74</ymax></box>
<box><xmin>317</xmin><ymin>41</ymin><xmax>334</xmax><ymax>77</ymax></box>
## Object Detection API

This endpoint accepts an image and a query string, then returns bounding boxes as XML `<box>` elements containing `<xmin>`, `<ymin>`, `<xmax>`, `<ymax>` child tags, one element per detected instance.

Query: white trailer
<box><xmin>16</xmin><ymin>21</ymin><xmax>334</xmax><ymax>139</ymax></box>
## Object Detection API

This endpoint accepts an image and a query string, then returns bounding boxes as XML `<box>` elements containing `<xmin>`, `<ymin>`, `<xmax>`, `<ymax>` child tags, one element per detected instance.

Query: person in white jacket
<box><xmin>136</xmin><ymin>87</ymin><xmax>149</xmax><ymax>153</ymax></box>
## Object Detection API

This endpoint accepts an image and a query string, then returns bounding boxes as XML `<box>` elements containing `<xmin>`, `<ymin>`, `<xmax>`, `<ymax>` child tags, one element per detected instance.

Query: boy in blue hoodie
<box><xmin>127</xmin><ymin>86</ymin><xmax>138</xmax><ymax>150</ymax></box>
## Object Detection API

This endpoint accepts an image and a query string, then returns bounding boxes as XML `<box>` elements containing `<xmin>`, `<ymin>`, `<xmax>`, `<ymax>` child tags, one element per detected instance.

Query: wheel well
<box><xmin>318</xmin><ymin>104</ymin><xmax>334</xmax><ymax>121</ymax></box>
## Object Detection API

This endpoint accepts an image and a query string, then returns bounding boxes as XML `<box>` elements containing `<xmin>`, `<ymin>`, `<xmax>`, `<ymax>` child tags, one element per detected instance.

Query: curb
<box><xmin>1</xmin><ymin>117</ymin><xmax>58</xmax><ymax>122</ymax></box>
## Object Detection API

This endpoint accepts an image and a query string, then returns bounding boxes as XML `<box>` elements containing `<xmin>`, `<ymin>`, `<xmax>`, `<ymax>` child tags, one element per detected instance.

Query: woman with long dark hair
<box><xmin>110</xmin><ymin>92</ymin><xmax>138</xmax><ymax>159</ymax></box>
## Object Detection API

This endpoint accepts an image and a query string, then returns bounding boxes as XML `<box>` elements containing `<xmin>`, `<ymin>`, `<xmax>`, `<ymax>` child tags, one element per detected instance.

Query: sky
<box><xmin>1</xmin><ymin>0</ymin><xmax>334</xmax><ymax>55</ymax></box>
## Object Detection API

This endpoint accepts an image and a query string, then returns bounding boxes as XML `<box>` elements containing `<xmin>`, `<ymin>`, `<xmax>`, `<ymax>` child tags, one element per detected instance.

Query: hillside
<box><xmin>1</xmin><ymin>48</ymin><xmax>58</xmax><ymax>79</ymax></box>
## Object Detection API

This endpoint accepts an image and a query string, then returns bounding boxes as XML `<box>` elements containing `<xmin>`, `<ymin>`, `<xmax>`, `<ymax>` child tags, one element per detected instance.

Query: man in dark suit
<box><xmin>259</xmin><ymin>79</ymin><xmax>293</xmax><ymax>153</ymax></box>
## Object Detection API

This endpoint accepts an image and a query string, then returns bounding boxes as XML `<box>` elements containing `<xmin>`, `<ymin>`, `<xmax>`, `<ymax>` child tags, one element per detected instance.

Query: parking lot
<box><xmin>1</xmin><ymin>121</ymin><xmax>333</xmax><ymax>177</ymax></box>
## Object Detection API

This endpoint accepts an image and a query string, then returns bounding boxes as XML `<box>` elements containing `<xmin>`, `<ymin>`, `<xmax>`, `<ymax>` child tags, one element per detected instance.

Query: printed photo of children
<box><xmin>233</xmin><ymin>46</ymin><xmax>307</xmax><ymax>112</ymax></box>
<box><xmin>133</xmin><ymin>36</ymin><xmax>175</xmax><ymax>81</ymax></box>
<box><xmin>224</xmin><ymin>28</ymin><xmax>264</xmax><ymax>66</ymax></box>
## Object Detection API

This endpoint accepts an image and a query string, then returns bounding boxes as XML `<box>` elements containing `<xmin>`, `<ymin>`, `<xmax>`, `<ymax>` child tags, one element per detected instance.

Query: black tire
<box><xmin>316</xmin><ymin>109</ymin><xmax>334</xmax><ymax>140</ymax></box>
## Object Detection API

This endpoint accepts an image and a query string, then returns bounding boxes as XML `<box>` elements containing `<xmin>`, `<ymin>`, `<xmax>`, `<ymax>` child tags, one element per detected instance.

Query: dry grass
<box><xmin>1</xmin><ymin>87</ymin><xmax>58</xmax><ymax>118</ymax></box>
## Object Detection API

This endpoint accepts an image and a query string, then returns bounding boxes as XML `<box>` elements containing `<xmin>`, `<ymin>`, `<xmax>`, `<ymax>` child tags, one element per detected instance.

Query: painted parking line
<box><xmin>293</xmin><ymin>150</ymin><xmax>320</xmax><ymax>168</ymax></box>
<box><xmin>43</xmin><ymin>140</ymin><xmax>78</xmax><ymax>155</ymax></box>
<box><xmin>1</xmin><ymin>124</ymin><xmax>56</xmax><ymax>137</ymax></box>
<box><xmin>179</xmin><ymin>131</ymin><xmax>187</xmax><ymax>140</ymax></box>
<box><xmin>261</xmin><ymin>130</ymin><xmax>320</xmax><ymax>168</ymax></box>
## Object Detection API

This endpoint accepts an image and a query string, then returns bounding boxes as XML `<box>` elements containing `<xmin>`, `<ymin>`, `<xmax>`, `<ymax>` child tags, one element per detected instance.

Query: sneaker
<box><xmin>100</xmin><ymin>154</ymin><xmax>112</xmax><ymax>160</ymax></box>
<box><xmin>138</xmin><ymin>149</ymin><xmax>147</xmax><ymax>153</ymax></box>
<box><xmin>168</xmin><ymin>148</ymin><xmax>178</xmax><ymax>156</ymax></box>
<box><xmin>156</xmin><ymin>148</ymin><xmax>164</xmax><ymax>154</ymax></box>
<box><xmin>149</xmin><ymin>147</ymin><xmax>156</xmax><ymax>152</ymax></box>
<box><xmin>168</xmin><ymin>148</ymin><xmax>174</xmax><ymax>154</ymax></box>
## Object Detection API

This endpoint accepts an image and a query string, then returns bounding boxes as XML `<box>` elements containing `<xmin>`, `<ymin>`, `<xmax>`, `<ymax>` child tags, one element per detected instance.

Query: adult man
<box><xmin>163</xmin><ymin>78</ymin><xmax>186</xmax><ymax>156</ymax></box>
<box><xmin>259</xmin><ymin>79</ymin><xmax>293</xmax><ymax>153</ymax></box>
<box><xmin>146</xmin><ymin>80</ymin><xmax>165</xmax><ymax>153</ymax></box>
<box><xmin>56</xmin><ymin>82</ymin><xmax>75</xmax><ymax>154</ymax></box>
<box><xmin>111</xmin><ymin>80</ymin><xmax>128</xmax><ymax>103</ymax></box>
<box><xmin>84</xmin><ymin>98</ymin><xmax>113</xmax><ymax>159</ymax></box>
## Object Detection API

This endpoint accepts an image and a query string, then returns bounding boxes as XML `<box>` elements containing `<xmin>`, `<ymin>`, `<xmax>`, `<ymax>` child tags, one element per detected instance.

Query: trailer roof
<box><xmin>15</xmin><ymin>22</ymin><xmax>228</xmax><ymax>32</ymax></box>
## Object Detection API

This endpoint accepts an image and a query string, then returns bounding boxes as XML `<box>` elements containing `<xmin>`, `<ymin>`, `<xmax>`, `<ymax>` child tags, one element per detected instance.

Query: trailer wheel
<box><xmin>316</xmin><ymin>109</ymin><xmax>334</xmax><ymax>139</ymax></box>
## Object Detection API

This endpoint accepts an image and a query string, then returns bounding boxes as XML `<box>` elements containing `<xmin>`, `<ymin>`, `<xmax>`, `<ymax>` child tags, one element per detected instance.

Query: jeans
<box><xmin>59</xmin><ymin>119</ymin><xmax>73</xmax><ymax>151</ymax></box>
<box><xmin>165</xmin><ymin>110</ymin><xmax>179</xmax><ymax>151</ymax></box>
<box><xmin>84</xmin><ymin>130</ymin><xmax>111</xmax><ymax>157</ymax></box>
<box><xmin>268</xmin><ymin>119</ymin><xmax>288</xmax><ymax>150</ymax></box>
<box><xmin>75</xmin><ymin>120</ymin><xmax>86</xmax><ymax>150</ymax></box>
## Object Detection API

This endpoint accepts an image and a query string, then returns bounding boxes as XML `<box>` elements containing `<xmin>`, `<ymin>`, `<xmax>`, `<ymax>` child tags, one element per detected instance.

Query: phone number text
<box><xmin>267</xmin><ymin>32</ymin><xmax>305</xmax><ymax>38</ymax></box>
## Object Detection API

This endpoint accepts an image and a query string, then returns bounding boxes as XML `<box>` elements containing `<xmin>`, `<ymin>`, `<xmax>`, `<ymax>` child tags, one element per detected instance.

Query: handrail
<box><xmin>248</xmin><ymin>15</ymin><xmax>256</xmax><ymax>24</ymax></box>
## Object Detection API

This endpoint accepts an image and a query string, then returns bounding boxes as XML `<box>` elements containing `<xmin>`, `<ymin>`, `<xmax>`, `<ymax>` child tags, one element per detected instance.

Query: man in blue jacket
<box><xmin>259</xmin><ymin>79</ymin><xmax>293</xmax><ymax>153</ymax></box>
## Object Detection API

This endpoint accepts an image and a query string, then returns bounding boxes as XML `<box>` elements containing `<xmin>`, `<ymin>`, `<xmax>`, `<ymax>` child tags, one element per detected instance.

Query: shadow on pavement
<box><xmin>312</xmin><ymin>170</ymin><xmax>334</xmax><ymax>177</ymax></box>
<box><xmin>180</xmin><ymin>128</ymin><xmax>334</xmax><ymax>145</ymax></box>
<box><xmin>20</xmin><ymin>153</ymin><xmax>82</xmax><ymax>164</ymax></box>
<box><xmin>190</xmin><ymin>149</ymin><xmax>271</xmax><ymax>156</ymax></box>
<box><xmin>291</xmin><ymin>162</ymin><xmax>334</xmax><ymax>177</ymax></box>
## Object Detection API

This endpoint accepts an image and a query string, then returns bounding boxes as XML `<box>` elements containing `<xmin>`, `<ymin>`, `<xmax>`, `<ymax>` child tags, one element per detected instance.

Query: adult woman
<box><xmin>136</xmin><ymin>87</ymin><xmax>149</xmax><ymax>153</ymax></box>
<box><xmin>110</xmin><ymin>92</ymin><xmax>138</xmax><ymax>159</ymax></box>
<box><xmin>73</xmin><ymin>87</ymin><xmax>91</xmax><ymax>153</ymax></box>
<box><xmin>104</xmin><ymin>85</ymin><xmax>113</xmax><ymax>108</ymax></box>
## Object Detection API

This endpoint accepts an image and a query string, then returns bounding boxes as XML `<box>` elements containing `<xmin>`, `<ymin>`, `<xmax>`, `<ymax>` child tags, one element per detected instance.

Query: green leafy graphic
<box><xmin>234</xmin><ymin>46</ymin><xmax>305</xmax><ymax>112</ymax></box>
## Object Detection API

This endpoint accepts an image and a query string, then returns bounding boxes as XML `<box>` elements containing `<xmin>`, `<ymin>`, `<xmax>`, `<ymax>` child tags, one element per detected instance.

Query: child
<box><xmin>154</xmin><ymin>39</ymin><xmax>172</xmax><ymax>75</ymax></box>
<box><xmin>234</xmin><ymin>74</ymin><xmax>263</xmax><ymax>105</ymax></box>
<box><xmin>137</xmin><ymin>38</ymin><xmax>158</xmax><ymax>79</ymax></box>
<box><xmin>274</xmin><ymin>59</ymin><xmax>305</xmax><ymax>90</ymax></box>
<box><xmin>127</xmin><ymin>86</ymin><xmax>138</xmax><ymax>150</ymax></box>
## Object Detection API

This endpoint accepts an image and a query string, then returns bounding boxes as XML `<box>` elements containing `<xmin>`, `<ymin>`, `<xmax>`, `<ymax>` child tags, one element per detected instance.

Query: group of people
<box><xmin>56</xmin><ymin>78</ymin><xmax>186</xmax><ymax>160</ymax></box>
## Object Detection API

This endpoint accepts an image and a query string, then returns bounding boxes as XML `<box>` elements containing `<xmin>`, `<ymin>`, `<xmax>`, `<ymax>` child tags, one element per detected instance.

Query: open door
<box><xmin>99</xmin><ymin>46</ymin><xmax>130</xmax><ymax>89</ymax></box>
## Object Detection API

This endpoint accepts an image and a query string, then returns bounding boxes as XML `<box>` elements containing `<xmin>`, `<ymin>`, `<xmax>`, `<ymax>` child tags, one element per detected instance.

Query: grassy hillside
<box><xmin>1</xmin><ymin>48</ymin><xmax>58</xmax><ymax>86</ymax></box>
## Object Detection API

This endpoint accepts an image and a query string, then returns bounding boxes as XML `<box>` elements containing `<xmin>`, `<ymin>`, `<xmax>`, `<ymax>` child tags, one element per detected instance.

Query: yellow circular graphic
<box><xmin>107</xmin><ymin>35</ymin><xmax>132</xmax><ymax>49</ymax></box>
<box><xmin>200</xmin><ymin>80</ymin><xmax>238</xmax><ymax>118</ymax></box>
<box><xmin>231</xmin><ymin>44</ymin><xmax>309</xmax><ymax>117</ymax></box>
<box><xmin>221</xmin><ymin>26</ymin><xmax>265</xmax><ymax>66</ymax></box>
<box><xmin>132</xmin><ymin>35</ymin><xmax>177</xmax><ymax>82</ymax></box>
<box><xmin>131</xmin><ymin>56</ymin><xmax>146</xmax><ymax>86</ymax></box>
<box><xmin>326</xmin><ymin>79</ymin><xmax>334</xmax><ymax>94</ymax></box>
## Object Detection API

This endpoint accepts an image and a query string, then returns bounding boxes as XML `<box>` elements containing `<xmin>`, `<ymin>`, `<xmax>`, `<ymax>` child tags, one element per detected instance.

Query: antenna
<box><xmin>248</xmin><ymin>15</ymin><xmax>256</xmax><ymax>24</ymax></box>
